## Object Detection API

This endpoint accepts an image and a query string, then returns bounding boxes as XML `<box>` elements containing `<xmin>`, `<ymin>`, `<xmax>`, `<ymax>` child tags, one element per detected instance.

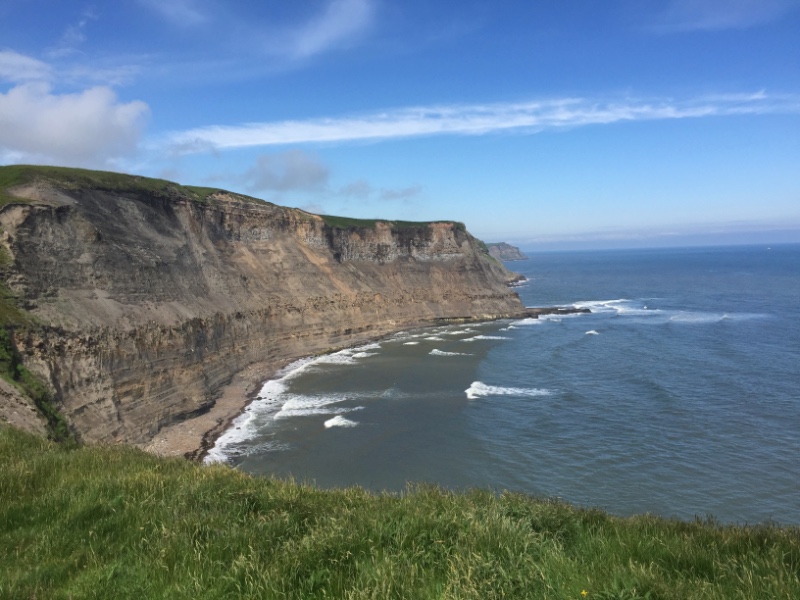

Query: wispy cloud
<box><xmin>653</xmin><ymin>0</ymin><xmax>800</xmax><ymax>32</ymax></box>
<box><xmin>138</xmin><ymin>0</ymin><xmax>208</xmax><ymax>26</ymax></box>
<box><xmin>2</xmin><ymin>47</ymin><xmax>141</xmax><ymax>88</ymax></box>
<box><xmin>339</xmin><ymin>180</ymin><xmax>423</xmax><ymax>202</ymax></box>
<box><xmin>135</xmin><ymin>0</ymin><xmax>375</xmax><ymax>63</ymax></box>
<box><xmin>239</xmin><ymin>150</ymin><xmax>330</xmax><ymax>193</ymax></box>
<box><xmin>282</xmin><ymin>0</ymin><xmax>375</xmax><ymax>60</ymax></box>
<box><xmin>340</xmin><ymin>179</ymin><xmax>373</xmax><ymax>199</ymax></box>
<box><xmin>0</xmin><ymin>50</ymin><xmax>52</xmax><ymax>83</ymax></box>
<box><xmin>46</xmin><ymin>7</ymin><xmax>99</xmax><ymax>58</ymax></box>
<box><xmin>380</xmin><ymin>185</ymin><xmax>422</xmax><ymax>201</ymax></box>
<box><xmin>167</xmin><ymin>91</ymin><xmax>800</xmax><ymax>153</ymax></box>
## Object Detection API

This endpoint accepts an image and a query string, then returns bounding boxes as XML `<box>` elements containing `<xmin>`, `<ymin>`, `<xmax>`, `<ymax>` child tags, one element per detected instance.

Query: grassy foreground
<box><xmin>1</xmin><ymin>427</ymin><xmax>797</xmax><ymax>600</ymax></box>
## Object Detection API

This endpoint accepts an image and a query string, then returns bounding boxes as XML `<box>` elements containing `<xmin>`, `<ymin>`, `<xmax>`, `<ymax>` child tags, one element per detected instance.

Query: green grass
<box><xmin>1</xmin><ymin>426</ymin><xmax>797</xmax><ymax>599</ymax></box>
<box><xmin>0</xmin><ymin>165</ymin><xmax>268</xmax><ymax>207</ymax></box>
<box><xmin>320</xmin><ymin>214</ymin><xmax>466</xmax><ymax>232</ymax></box>
<box><xmin>1</xmin><ymin>165</ymin><xmax>474</xmax><ymax>230</ymax></box>
<box><xmin>0</xmin><ymin>330</ymin><xmax>74</xmax><ymax>444</ymax></box>
<box><xmin>0</xmin><ymin>281</ymin><xmax>31</xmax><ymax>328</ymax></box>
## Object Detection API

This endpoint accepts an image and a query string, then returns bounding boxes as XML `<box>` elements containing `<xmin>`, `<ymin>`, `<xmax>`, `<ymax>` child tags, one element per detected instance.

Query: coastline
<box><xmin>141</xmin><ymin>305</ymin><xmax>590</xmax><ymax>462</ymax></box>
<box><xmin>140</xmin><ymin>358</ymin><xmax>283</xmax><ymax>460</ymax></box>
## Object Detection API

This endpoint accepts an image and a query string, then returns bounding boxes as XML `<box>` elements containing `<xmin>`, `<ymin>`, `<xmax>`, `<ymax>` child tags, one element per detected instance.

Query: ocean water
<box><xmin>207</xmin><ymin>244</ymin><xmax>800</xmax><ymax>525</ymax></box>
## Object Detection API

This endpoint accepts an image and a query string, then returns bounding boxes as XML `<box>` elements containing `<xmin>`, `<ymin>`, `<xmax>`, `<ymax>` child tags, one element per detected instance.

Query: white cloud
<box><xmin>284</xmin><ymin>0</ymin><xmax>375</xmax><ymax>59</ymax></box>
<box><xmin>0</xmin><ymin>50</ymin><xmax>52</xmax><ymax>83</ymax></box>
<box><xmin>654</xmin><ymin>0</ymin><xmax>800</xmax><ymax>32</ymax></box>
<box><xmin>168</xmin><ymin>92</ymin><xmax>800</xmax><ymax>152</ymax></box>
<box><xmin>240</xmin><ymin>150</ymin><xmax>330</xmax><ymax>192</ymax></box>
<box><xmin>0</xmin><ymin>82</ymin><xmax>149</xmax><ymax>167</ymax></box>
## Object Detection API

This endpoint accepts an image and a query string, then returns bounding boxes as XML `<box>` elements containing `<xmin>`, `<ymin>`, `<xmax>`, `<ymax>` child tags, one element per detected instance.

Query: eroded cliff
<box><xmin>0</xmin><ymin>166</ymin><xmax>524</xmax><ymax>448</ymax></box>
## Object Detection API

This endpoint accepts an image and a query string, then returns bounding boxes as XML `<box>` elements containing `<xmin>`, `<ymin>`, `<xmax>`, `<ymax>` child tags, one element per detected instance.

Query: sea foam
<box><xmin>429</xmin><ymin>349</ymin><xmax>472</xmax><ymax>357</ymax></box>
<box><xmin>461</xmin><ymin>335</ymin><xmax>512</xmax><ymax>342</ymax></box>
<box><xmin>324</xmin><ymin>415</ymin><xmax>359</xmax><ymax>428</ymax></box>
<box><xmin>465</xmin><ymin>381</ymin><xmax>552</xmax><ymax>400</ymax></box>
<box><xmin>514</xmin><ymin>317</ymin><xmax>541</xmax><ymax>326</ymax></box>
<box><xmin>205</xmin><ymin>340</ymin><xmax>383</xmax><ymax>463</ymax></box>
<box><xmin>273</xmin><ymin>393</ymin><xmax>364</xmax><ymax>419</ymax></box>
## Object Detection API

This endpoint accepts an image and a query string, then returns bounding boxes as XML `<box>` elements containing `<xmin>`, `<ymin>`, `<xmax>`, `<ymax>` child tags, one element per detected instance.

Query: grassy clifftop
<box><xmin>0</xmin><ymin>165</ymin><xmax>464</xmax><ymax>233</ymax></box>
<box><xmin>0</xmin><ymin>164</ymin><xmax>234</xmax><ymax>207</ymax></box>
<box><xmin>319</xmin><ymin>214</ymin><xmax>467</xmax><ymax>233</ymax></box>
<box><xmin>1</xmin><ymin>425</ymin><xmax>797</xmax><ymax>600</ymax></box>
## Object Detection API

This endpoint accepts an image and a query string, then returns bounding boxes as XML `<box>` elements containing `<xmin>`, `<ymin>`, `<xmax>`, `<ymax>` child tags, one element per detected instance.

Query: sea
<box><xmin>206</xmin><ymin>244</ymin><xmax>800</xmax><ymax>525</ymax></box>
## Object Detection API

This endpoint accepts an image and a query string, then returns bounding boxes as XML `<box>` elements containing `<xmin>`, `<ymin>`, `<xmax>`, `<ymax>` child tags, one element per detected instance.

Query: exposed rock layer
<box><xmin>0</xmin><ymin>169</ymin><xmax>524</xmax><ymax>448</ymax></box>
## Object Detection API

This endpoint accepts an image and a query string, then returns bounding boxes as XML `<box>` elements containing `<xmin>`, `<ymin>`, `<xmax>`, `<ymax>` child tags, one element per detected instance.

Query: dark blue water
<box><xmin>208</xmin><ymin>244</ymin><xmax>800</xmax><ymax>525</ymax></box>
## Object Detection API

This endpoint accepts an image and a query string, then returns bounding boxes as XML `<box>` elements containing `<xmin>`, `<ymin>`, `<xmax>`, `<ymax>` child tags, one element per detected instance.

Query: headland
<box><xmin>0</xmin><ymin>165</ymin><xmax>533</xmax><ymax>456</ymax></box>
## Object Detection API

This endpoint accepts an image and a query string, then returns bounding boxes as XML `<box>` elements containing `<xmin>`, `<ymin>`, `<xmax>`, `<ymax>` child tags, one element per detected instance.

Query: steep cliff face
<box><xmin>0</xmin><ymin>166</ymin><xmax>524</xmax><ymax>446</ymax></box>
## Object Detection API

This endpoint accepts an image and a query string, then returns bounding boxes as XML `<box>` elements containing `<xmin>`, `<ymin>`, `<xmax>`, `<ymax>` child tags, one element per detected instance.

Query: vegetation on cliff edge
<box><xmin>0</xmin><ymin>166</ymin><xmax>466</xmax><ymax>234</ymax></box>
<box><xmin>1</xmin><ymin>425</ymin><xmax>797</xmax><ymax>600</ymax></box>
<box><xmin>0</xmin><ymin>330</ymin><xmax>74</xmax><ymax>444</ymax></box>
<box><xmin>319</xmin><ymin>214</ymin><xmax>467</xmax><ymax>233</ymax></box>
<box><xmin>0</xmin><ymin>165</ymin><xmax>244</xmax><ymax>207</ymax></box>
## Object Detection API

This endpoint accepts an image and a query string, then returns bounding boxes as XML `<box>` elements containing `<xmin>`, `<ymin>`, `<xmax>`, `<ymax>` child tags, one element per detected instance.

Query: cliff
<box><xmin>0</xmin><ymin>166</ymin><xmax>524</xmax><ymax>450</ymax></box>
<box><xmin>486</xmin><ymin>242</ymin><xmax>528</xmax><ymax>261</ymax></box>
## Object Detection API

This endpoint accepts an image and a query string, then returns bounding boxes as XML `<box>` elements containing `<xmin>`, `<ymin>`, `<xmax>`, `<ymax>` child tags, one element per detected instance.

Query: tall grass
<box><xmin>1</xmin><ymin>426</ymin><xmax>797</xmax><ymax>599</ymax></box>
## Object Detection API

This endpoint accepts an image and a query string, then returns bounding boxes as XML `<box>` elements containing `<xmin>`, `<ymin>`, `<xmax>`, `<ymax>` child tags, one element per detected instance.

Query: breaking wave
<box><xmin>324</xmin><ymin>415</ymin><xmax>359</xmax><ymax>428</ymax></box>
<box><xmin>571</xmin><ymin>299</ymin><xmax>767</xmax><ymax>325</ymax></box>
<box><xmin>205</xmin><ymin>341</ymin><xmax>383</xmax><ymax>463</ymax></box>
<box><xmin>465</xmin><ymin>381</ymin><xmax>553</xmax><ymax>400</ymax></box>
<box><xmin>461</xmin><ymin>335</ymin><xmax>512</xmax><ymax>342</ymax></box>
<box><xmin>430</xmin><ymin>349</ymin><xmax>472</xmax><ymax>357</ymax></box>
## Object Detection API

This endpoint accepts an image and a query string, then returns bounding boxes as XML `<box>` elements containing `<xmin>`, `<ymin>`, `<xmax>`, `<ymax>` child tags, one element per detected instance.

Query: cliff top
<box><xmin>0</xmin><ymin>165</ymin><xmax>465</xmax><ymax>233</ymax></box>
<box><xmin>0</xmin><ymin>164</ymin><xmax>234</xmax><ymax>208</ymax></box>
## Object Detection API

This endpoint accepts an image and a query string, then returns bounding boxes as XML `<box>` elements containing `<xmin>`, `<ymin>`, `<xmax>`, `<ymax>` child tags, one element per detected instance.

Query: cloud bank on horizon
<box><xmin>1</xmin><ymin>0</ymin><xmax>798</xmax><ymax>246</ymax></box>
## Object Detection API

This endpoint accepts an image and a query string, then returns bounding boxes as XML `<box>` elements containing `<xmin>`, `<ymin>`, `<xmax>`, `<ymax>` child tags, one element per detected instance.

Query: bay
<box><xmin>208</xmin><ymin>244</ymin><xmax>800</xmax><ymax>525</ymax></box>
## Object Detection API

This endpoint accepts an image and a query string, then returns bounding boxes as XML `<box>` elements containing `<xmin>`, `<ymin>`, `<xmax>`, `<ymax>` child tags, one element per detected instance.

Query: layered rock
<box><xmin>0</xmin><ymin>167</ymin><xmax>524</xmax><ymax>447</ymax></box>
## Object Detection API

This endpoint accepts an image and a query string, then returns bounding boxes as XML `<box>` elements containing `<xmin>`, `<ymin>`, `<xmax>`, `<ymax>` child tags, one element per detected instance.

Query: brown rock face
<box><xmin>0</xmin><ymin>170</ymin><xmax>524</xmax><ymax>446</ymax></box>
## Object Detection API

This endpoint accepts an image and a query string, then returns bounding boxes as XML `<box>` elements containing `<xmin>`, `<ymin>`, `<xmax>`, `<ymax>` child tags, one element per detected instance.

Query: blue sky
<box><xmin>1</xmin><ymin>0</ymin><xmax>799</xmax><ymax>248</ymax></box>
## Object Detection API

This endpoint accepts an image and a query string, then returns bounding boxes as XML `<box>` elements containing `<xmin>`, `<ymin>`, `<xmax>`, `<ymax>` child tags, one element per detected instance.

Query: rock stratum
<box><xmin>0</xmin><ymin>166</ymin><xmax>525</xmax><ymax>452</ymax></box>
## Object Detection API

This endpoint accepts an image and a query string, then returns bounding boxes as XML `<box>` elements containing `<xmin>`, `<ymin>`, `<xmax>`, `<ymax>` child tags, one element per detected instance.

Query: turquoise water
<box><xmin>208</xmin><ymin>244</ymin><xmax>800</xmax><ymax>525</ymax></box>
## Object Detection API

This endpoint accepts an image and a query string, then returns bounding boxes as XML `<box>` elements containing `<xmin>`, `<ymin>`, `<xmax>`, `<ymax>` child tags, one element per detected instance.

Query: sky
<box><xmin>1</xmin><ymin>0</ymin><xmax>799</xmax><ymax>249</ymax></box>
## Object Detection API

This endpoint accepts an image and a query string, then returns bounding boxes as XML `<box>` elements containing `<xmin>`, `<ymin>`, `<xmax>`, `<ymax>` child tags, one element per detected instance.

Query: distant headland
<box><xmin>486</xmin><ymin>242</ymin><xmax>528</xmax><ymax>261</ymax></box>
